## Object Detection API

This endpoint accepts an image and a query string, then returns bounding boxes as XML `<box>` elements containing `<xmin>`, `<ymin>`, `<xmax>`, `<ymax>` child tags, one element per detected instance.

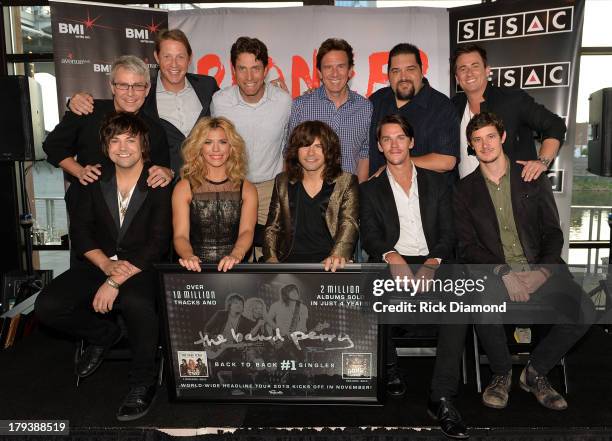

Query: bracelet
<box><xmin>493</xmin><ymin>264</ymin><xmax>512</xmax><ymax>277</ymax></box>
<box><xmin>537</xmin><ymin>156</ymin><xmax>552</xmax><ymax>168</ymax></box>
<box><xmin>538</xmin><ymin>267</ymin><xmax>551</xmax><ymax>278</ymax></box>
<box><xmin>105</xmin><ymin>277</ymin><xmax>120</xmax><ymax>289</ymax></box>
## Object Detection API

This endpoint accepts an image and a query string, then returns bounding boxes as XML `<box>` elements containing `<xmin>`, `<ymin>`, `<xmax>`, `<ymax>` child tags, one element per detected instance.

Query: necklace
<box><xmin>117</xmin><ymin>186</ymin><xmax>135</xmax><ymax>225</ymax></box>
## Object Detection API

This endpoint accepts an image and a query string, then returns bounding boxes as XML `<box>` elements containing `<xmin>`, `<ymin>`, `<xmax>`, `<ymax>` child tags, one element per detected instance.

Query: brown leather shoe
<box><xmin>519</xmin><ymin>363</ymin><xmax>567</xmax><ymax>410</ymax></box>
<box><xmin>482</xmin><ymin>370</ymin><xmax>512</xmax><ymax>409</ymax></box>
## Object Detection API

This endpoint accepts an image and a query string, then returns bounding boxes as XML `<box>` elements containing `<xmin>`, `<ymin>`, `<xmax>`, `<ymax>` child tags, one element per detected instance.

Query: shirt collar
<box><xmin>483</xmin><ymin>155</ymin><xmax>510</xmax><ymax>186</ymax></box>
<box><xmin>316</xmin><ymin>85</ymin><xmax>355</xmax><ymax>105</ymax></box>
<box><xmin>232</xmin><ymin>83</ymin><xmax>271</xmax><ymax>107</ymax></box>
<box><xmin>409</xmin><ymin>77</ymin><xmax>432</xmax><ymax>109</ymax></box>
<box><xmin>386</xmin><ymin>161</ymin><xmax>419</xmax><ymax>198</ymax></box>
<box><xmin>156</xmin><ymin>71</ymin><xmax>191</xmax><ymax>94</ymax></box>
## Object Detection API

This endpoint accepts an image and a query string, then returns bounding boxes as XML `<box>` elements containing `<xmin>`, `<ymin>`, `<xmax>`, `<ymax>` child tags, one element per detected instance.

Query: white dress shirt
<box><xmin>458</xmin><ymin>104</ymin><xmax>480</xmax><ymax>179</ymax></box>
<box><xmin>386</xmin><ymin>164</ymin><xmax>430</xmax><ymax>257</ymax></box>
<box><xmin>155</xmin><ymin>73</ymin><xmax>202</xmax><ymax>138</ymax></box>
<box><xmin>211</xmin><ymin>83</ymin><xmax>291</xmax><ymax>183</ymax></box>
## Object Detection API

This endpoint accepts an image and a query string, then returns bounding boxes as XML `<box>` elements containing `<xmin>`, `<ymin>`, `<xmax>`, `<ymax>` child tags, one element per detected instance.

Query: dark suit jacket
<box><xmin>359</xmin><ymin>166</ymin><xmax>455</xmax><ymax>262</ymax></box>
<box><xmin>43</xmin><ymin>99</ymin><xmax>170</xmax><ymax>184</ymax></box>
<box><xmin>451</xmin><ymin>83</ymin><xmax>566</xmax><ymax>162</ymax></box>
<box><xmin>143</xmin><ymin>72</ymin><xmax>219</xmax><ymax>175</ymax></box>
<box><xmin>263</xmin><ymin>172</ymin><xmax>359</xmax><ymax>262</ymax></box>
<box><xmin>204</xmin><ymin>311</ymin><xmax>256</xmax><ymax>337</ymax></box>
<box><xmin>453</xmin><ymin>162</ymin><xmax>564</xmax><ymax>272</ymax></box>
<box><xmin>69</xmin><ymin>162</ymin><xmax>172</xmax><ymax>271</ymax></box>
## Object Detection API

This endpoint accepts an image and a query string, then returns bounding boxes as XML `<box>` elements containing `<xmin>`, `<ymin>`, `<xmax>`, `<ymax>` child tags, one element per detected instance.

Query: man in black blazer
<box><xmin>360</xmin><ymin>114</ymin><xmax>468</xmax><ymax>440</ymax></box>
<box><xmin>454</xmin><ymin>112</ymin><xmax>592</xmax><ymax>411</ymax></box>
<box><xmin>36</xmin><ymin>112</ymin><xmax>172</xmax><ymax>421</ymax></box>
<box><xmin>69</xmin><ymin>29</ymin><xmax>219</xmax><ymax>177</ymax></box>
<box><xmin>450</xmin><ymin>44</ymin><xmax>566</xmax><ymax>181</ymax></box>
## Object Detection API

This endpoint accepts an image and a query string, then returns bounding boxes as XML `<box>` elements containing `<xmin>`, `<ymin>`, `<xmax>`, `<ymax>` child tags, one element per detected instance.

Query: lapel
<box><xmin>415</xmin><ymin>168</ymin><xmax>431</xmax><ymax>247</ymax></box>
<box><xmin>99</xmin><ymin>171</ymin><xmax>120</xmax><ymax>235</ymax></box>
<box><xmin>375</xmin><ymin>171</ymin><xmax>400</xmax><ymax>238</ymax></box>
<box><xmin>186</xmin><ymin>74</ymin><xmax>210</xmax><ymax>119</ymax></box>
<box><xmin>144</xmin><ymin>72</ymin><xmax>160</xmax><ymax>120</ymax></box>
<box><xmin>471</xmin><ymin>167</ymin><xmax>504</xmax><ymax>258</ymax></box>
<box><xmin>117</xmin><ymin>169</ymin><xmax>149</xmax><ymax>243</ymax></box>
<box><xmin>322</xmin><ymin>180</ymin><xmax>337</xmax><ymax>235</ymax></box>
<box><xmin>509</xmin><ymin>163</ymin><xmax>530</xmax><ymax>258</ymax></box>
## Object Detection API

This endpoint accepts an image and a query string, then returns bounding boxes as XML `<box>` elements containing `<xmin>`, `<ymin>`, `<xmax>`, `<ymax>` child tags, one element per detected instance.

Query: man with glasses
<box><xmin>68</xmin><ymin>29</ymin><xmax>219</xmax><ymax>177</ymax></box>
<box><xmin>44</xmin><ymin>55</ymin><xmax>172</xmax><ymax>221</ymax></box>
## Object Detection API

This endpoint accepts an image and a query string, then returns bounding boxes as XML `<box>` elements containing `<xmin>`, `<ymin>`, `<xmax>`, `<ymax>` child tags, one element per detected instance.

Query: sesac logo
<box><xmin>456</xmin><ymin>62</ymin><xmax>571</xmax><ymax>92</ymax></box>
<box><xmin>125</xmin><ymin>28</ymin><xmax>154</xmax><ymax>44</ymax></box>
<box><xmin>457</xmin><ymin>6</ymin><xmax>573</xmax><ymax>42</ymax></box>
<box><xmin>93</xmin><ymin>64</ymin><xmax>112</xmax><ymax>73</ymax></box>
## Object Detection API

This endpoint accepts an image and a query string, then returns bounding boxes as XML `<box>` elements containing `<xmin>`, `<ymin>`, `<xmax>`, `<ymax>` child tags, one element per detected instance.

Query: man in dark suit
<box><xmin>454</xmin><ymin>111</ymin><xmax>592</xmax><ymax>411</ymax></box>
<box><xmin>36</xmin><ymin>112</ymin><xmax>172</xmax><ymax>421</ymax></box>
<box><xmin>69</xmin><ymin>29</ymin><xmax>219</xmax><ymax>177</ymax></box>
<box><xmin>360</xmin><ymin>114</ymin><xmax>468</xmax><ymax>440</ymax></box>
<box><xmin>450</xmin><ymin>44</ymin><xmax>566</xmax><ymax>180</ymax></box>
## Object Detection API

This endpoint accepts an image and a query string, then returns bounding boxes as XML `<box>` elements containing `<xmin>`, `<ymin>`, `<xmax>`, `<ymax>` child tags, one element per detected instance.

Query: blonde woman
<box><xmin>244</xmin><ymin>297</ymin><xmax>272</xmax><ymax>337</ymax></box>
<box><xmin>173</xmin><ymin>117</ymin><xmax>257</xmax><ymax>272</ymax></box>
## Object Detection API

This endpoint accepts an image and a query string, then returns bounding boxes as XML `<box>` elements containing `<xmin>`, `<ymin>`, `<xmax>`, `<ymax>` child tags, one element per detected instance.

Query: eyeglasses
<box><xmin>112</xmin><ymin>82</ymin><xmax>148</xmax><ymax>91</ymax></box>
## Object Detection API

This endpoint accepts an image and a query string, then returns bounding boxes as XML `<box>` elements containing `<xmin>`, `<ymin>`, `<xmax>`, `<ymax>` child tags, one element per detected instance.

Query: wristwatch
<box><xmin>493</xmin><ymin>264</ymin><xmax>512</xmax><ymax>277</ymax></box>
<box><xmin>537</xmin><ymin>156</ymin><xmax>552</xmax><ymax>168</ymax></box>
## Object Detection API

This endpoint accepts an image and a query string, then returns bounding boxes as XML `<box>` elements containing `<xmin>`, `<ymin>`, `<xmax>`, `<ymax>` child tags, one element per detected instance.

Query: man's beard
<box><xmin>394</xmin><ymin>81</ymin><xmax>415</xmax><ymax>101</ymax></box>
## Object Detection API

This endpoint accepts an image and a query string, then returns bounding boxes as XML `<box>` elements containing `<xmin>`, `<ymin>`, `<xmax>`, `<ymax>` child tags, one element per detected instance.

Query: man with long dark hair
<box><xmin>264</xmin><ymin>120</ymin><xmax>358</xmax><ymax>271</ymax></box>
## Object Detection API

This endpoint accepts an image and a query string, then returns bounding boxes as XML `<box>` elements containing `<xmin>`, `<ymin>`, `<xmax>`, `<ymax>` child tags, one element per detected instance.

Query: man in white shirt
<box><xmin>211</xmin><ymin>36</ymin><xmax>292</xmax><ymax>228</ymax></box>
<box><xmin>360</xmin><ymin>114</ymin><xmax>467</xmax><ymax>440</ymax></box>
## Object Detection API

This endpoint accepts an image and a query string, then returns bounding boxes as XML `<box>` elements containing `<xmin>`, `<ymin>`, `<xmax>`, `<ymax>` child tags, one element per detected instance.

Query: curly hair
<box><xmin>180</xmin><ymin>117</ymin><xmax>247</xmax><ymax>189</ymax></box>
<box><xmin>244</xmin><ymin>297</ymin><xmax>267</xmax><ymax>321</ymax></box>
<box><xmin>285</xmin><ymin>120</ymin><xmax>342</xmax><ymax>183</ymax></box>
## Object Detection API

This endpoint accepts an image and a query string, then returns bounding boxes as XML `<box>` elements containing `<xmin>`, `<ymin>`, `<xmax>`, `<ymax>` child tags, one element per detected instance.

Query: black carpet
<box><xmin>1</xmin><ymin>324</ymin><xmax>612</xmax><ymax>433</ymax></box>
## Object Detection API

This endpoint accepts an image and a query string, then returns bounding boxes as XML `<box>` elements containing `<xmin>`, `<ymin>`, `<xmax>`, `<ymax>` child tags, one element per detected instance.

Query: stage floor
<box><xmin>1</xmin><ymin>325</ymin><xmax>611</xmax><ymax>432</ymax></box>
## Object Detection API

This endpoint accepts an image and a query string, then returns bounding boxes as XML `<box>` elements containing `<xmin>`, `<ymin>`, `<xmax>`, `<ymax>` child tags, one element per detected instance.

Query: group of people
<box><xmin>32</xmin><ymin>28</ymin><xmax>593</xmax><ymax>439</ymax></box>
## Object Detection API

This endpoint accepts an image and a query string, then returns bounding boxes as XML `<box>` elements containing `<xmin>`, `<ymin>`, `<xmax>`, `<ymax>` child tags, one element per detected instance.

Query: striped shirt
<box><xmin>286</xmin><ymin>86</ymin><xmax>372</xmax><ymax>174</ymax></box>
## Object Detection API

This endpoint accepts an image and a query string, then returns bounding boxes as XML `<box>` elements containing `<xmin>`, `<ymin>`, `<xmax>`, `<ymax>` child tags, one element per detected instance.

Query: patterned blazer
<box><xmin>263</xmin><ymin>171</ymin><xmax>359</xmax><ymax>262</ymax></box>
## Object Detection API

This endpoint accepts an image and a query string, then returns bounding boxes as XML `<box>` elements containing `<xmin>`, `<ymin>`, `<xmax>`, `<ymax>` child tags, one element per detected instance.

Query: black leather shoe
<box><xmin>116</xmin><ymin>385</ymin><xmax>157</xmax><ymax>421</ymax></box>
<box><xmin>386</xmin><ymin>366</ymin><xmax>407</xmax><ymax>396</ymax></box>
<box><xmin>75</xmin><ymin>327</ymin><xmax>122</xmax><ymax>378</ymax></box>
<box><xmin>427</xmin><ymin>397</ymin><xmax>469</xmax><ymax>440</ymax></box>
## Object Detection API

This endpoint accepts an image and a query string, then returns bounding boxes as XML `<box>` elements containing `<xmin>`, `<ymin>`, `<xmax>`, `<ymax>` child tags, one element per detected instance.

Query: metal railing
<box><xmin>569</xmin><ymin>205</ymin><xmax>611</xmax><ymax>275</ymax></box>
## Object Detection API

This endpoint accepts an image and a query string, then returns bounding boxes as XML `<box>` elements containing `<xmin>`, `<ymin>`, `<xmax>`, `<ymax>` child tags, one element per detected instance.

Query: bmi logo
<box><xmin>125</xmin><ymin>28</ymin><xmax>149</xmax><ymax>40</ymax></box>
<box><xmin>93</xmin><ymin>64</ymin><xmax>112</xmax><ymax>73</ymax></box>
<box><xmin>58</xmin><ymin>23</ymin><xmax>84</xmax><ymax>35</ymax></box>
<box><xmin>457</xmin><ymin>6</ymin><xmax>573</xmax><ymax>42</ymax></box>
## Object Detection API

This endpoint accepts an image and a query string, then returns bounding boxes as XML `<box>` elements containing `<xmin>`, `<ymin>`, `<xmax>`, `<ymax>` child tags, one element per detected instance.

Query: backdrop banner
<box><xmin>170</xmin><ymin>5</ymin><xmax>450</xmax><ymax>98</ymax></box>
<box><xmin>50</xmin><ymin>0</ymin><xmax>168</xmax><ymax>114</ymax></box>
<box><xmin>449</xmin><ymin>0</ymin><xmax>584</xmax><ymax>258</ymax></box>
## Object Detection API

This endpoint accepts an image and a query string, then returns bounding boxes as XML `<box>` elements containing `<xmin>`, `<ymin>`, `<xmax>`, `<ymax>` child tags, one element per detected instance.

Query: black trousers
<box><xmin>474</xmin><ymin>272</ymin><xmax>594</xmax><ymax>376</ymax></box>
<box><xmin>385</xmin><ymin>256</ymin><xmax>467</xmax><ymax>401</ymax></box>
<box><xmin>35</xmin><ymin>266</ymin><xmax>160</xmax><ymax>387</ymax></box>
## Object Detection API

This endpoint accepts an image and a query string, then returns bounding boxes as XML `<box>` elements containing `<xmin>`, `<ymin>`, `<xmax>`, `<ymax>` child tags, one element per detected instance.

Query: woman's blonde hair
<box><xmin>244</xmin><ymin>297</ymin><xmax>268</xmax><ymax>321</ymax></box>
<box><xmin>180</xmin><ymin>116</ymin><xmax>247</xmax><ymax>188</ymax></box>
